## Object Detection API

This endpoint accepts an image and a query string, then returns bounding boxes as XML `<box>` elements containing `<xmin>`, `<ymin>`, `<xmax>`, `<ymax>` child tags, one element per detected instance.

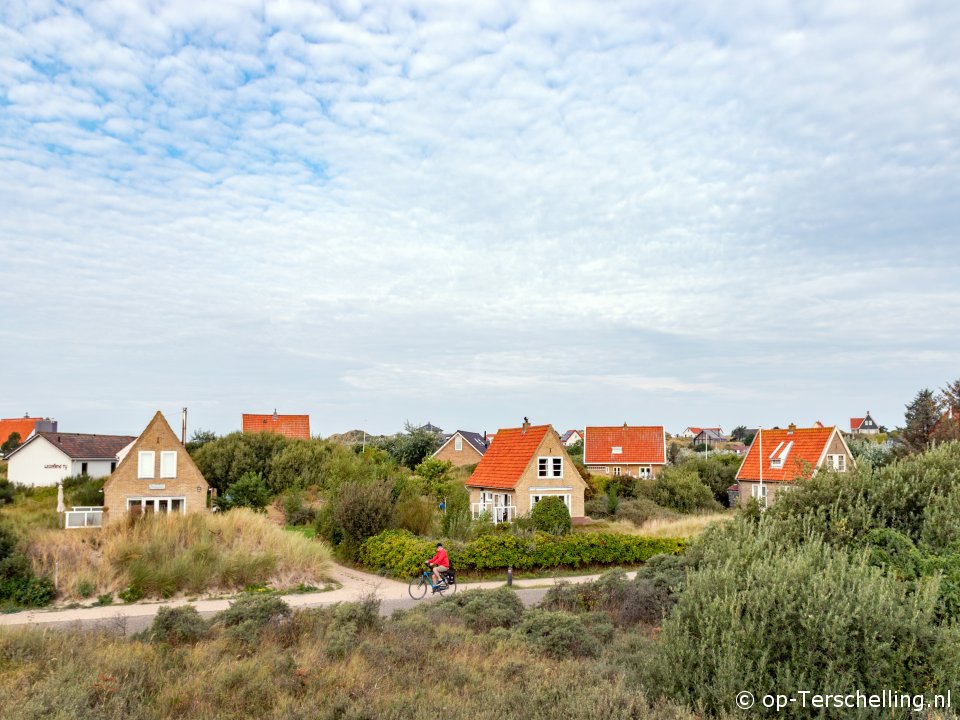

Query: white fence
<box><xmin>470</xmin><ymin>503</ymin><xmax>516</xmax><ymax>524</ymax></box>
<box><xmin>64</xmin><ymin>506</ymin><xmax>104</xmax><ymax>529</ymax></box>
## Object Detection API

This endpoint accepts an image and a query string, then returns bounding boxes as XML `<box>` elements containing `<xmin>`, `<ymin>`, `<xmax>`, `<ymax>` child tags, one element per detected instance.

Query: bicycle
<box><xmin>408</xmin><ymin>562</ymin><xmax>458</xmax><ymax>599</ymax></box>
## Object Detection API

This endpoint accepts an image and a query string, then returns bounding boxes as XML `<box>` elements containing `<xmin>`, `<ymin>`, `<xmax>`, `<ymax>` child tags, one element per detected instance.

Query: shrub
<box><xmin>322</xmin><ymin>596</ymin><xmax>383</xmax><ymax>658</ymax></box>
<box><xmin>440</xmin><ymin>587</ymin><xmax>525</xmax><ymax>632</ymax></box>
<box><xmin>62</xmin><ymin>475</ymin><xmax>104</xmax><ymax>507</ymax></box>
<box><xmin>0</xmin><ymin>478</ymin><xmax>14</xmax><ymax>505</ymax></box>
<box><xmin>146</xmin><ymin>605</ymin><xmax>209</xmax><ymax>645</ymax></box>
<box><xmin>219</xmin><ymin>472</ymin><xmax>272</xmax><ymax>512</ymax></box>
<box><xmin>615</xmin><ymin>497</ymin><xmax>668</xmax><ymax>525</ymax></box>
<box><xmin>530</xmin><ymin>497</ymin><xmax>572</xmax><ymax>535</ymax></box>
<box><xmin>358</xmin><ymin>529</ymin><xmax>442</xmax><ymax>578</ymax></box>
<box><xmin>515</xmin><ymin>609</ymin><xmax>597</xmax><ymax>658</ymax></box>
<box><xmin>330</xmin><ymin>479</ymin><xmax>395</xmax><ymax>553</ymax></box>
<box><xmin>215</xmin><ymin>594</ymin><xmax>292</xmax><ymax>643</ymax></box>
<box><xmin>652</xmin><ymin>468</ymin><xmax>718</xmax><ymax>513</ymax></box>
<box><xmin>0</xmin><ymin>524</ymin><xmax>55</xmax><ymax>608</ymax></box>
<box><xmin>584</xmin><ymin>496</ymin><xmax>609</xmax><ymax>519</ymax></box>
<box><xmin>191</xmin><ymin>431</ymin><xmax>290</xmax><ymax>494</ymax></box>
<box><xmin>75</xmin><ymin>579</ymin><xmax>95</xmax><ymax>598</ymax></box>
<box><xmin>393</xmin><ymin>493</ymin><xmax>437</xmax><ymax>536</ymax></box>
<box><xmin>282</xmin><ymin>490</ymin><xmax>317</xmax><ymax>526</ymax></box>
<box><xmin>648</xmin><ymin>525</ymin><xmax>957</xmax><ymax>717</ymax></box>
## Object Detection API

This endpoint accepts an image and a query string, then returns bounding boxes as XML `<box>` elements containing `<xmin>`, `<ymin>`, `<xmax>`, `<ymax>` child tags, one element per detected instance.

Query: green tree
<box><xmin>530</xmin><ymin>496</ymin><xmax>572</xmax><ymax>535</ymax></box>
<box><xmin>903</xmin><ymin>388</ymin><xmax>941</xmax><ymax>452</ymax></box>
<box><xmin>185</xmin><ymin>429</ymin><xmax>218</xmax><ymax>453</ymax></box>
<box><xmin>1</xmin><ymin>432</ymin><xmax>22</xmax><ymax>456</ymax></box>
<box><xmin>218</xmin><ymin>472</ymin><xmax>271</xmax><ymax>512</ymax></box>
<box><xmin>191</xmin><ymin>431</ymin><xmax>289</xmax><ymax>493</ymax></box>
<box><xmin>412</xmin><ymin>457</ymin><xmax>454</xmax><ymax>500</ymax></box>
<box><xmin>377</xmin><ymin>423</ymin><xmax>442</xmax><ymax>469</ymax></box>
<box><xmin>652</xmin><ymin>467</ymin><xmax>718</xmax><ymax>513</ymax></box>
<box><xmin>566</xmin><ymin>439</ymin><xmax>583</xmax><ymax>463</ymax></box>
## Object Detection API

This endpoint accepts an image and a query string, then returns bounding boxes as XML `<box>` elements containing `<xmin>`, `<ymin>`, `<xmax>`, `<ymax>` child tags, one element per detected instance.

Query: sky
<box><xmin>1</xmin><ymin>0</ymin><xmax>959</xmax><ymax>439</ymax></box>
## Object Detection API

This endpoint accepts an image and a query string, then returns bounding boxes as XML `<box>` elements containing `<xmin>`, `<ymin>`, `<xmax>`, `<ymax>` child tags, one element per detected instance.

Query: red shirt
<box><xmin>429</xmin><ymin>547</ymin><xmax>449</xmax><ymax>567</ymax></box>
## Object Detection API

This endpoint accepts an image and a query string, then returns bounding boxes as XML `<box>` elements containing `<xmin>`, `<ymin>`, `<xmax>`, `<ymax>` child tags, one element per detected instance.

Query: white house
<box><xmin>5</xmin><ymin>432</ymin><xmax>137</xmax><ymax>487</ymax></box>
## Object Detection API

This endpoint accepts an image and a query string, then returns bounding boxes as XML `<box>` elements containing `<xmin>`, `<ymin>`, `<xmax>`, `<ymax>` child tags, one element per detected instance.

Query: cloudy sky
<box><xmin>2</xmin><ymin>0</ymin><xmax>958</xmax><ymax>438</ymax></box>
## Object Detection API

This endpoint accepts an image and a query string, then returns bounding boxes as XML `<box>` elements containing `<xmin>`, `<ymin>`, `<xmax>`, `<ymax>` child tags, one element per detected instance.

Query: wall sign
<box><xmin>44</xmin><ymin>464</ymin><xmax>68</xmax><ymax>470</ymax></box>
<box><xmin>148</xmin><ymin>484</ymin><xmax>166</xmax><ymax>490</ymax></box>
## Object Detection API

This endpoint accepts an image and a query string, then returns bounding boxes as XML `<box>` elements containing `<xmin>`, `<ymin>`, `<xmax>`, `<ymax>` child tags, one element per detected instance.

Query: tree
<box><xmin>217</xmin><ymin>472</ymin><xmax>271</xmax><ymax>512</ymax></box>
<box><xmin>902</xmin><ymin>388</ymin><xmax>941</xmax><ymax>452</ymax></box>
<box><xmin>377</xmin><ymin>423</ymin><xmax>442</xmax><ymax>469</ymax></box>
<box><xmin>412</xmin><ymin>457</ymin><xmax>454</xmax><ymax>500</ymax></box>
<box><xmin>191</xmin><ymin>431</ymin><xmax>289</xmax><ymax>493</ymax></box>
<box><xmin>185</xmin><ymin>429</ymin><xmax>218</xmax><ymax>453</ymax></box>
<box><xmin>1</xmin><ymin>432</ymin><xmax>22</xmax><ymax>456</ymax></box>
<box><xmin>941</xmin><ymin>378</ymin><xmax>960</xmax><ymax>414</ymax></box>
<box><xmin>667</xmin><ymin>442</ymin><xmax>681</xmax><ymax>465</ymax></box>
<box><xmin>330</xmin><ymin>479</ymin><xmax>395</xmax><ymax>552</ymax></box>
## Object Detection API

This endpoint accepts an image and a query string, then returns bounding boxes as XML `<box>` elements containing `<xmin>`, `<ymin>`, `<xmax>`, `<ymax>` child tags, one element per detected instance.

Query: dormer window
<box><xmin>769</xmin><ymin>440</ymin><xmax>793</xmax><ymax>469</ymax></box>
<box><xmin>611</xmin><ymin>446</ymin><xmax>622</xmax><ymax>455</ymax></box>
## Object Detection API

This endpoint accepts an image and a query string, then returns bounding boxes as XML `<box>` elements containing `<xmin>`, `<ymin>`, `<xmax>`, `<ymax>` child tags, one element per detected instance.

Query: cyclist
<box><xmin>427</xmin><ymin>542</ymin><xmax>450</xmax><ymax>589</ymax></box>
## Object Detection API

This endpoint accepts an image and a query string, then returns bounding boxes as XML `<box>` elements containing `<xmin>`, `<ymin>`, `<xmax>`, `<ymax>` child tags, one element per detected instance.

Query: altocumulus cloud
<box><xmin>1</xmin><ymin>0</ymin><xmax>959</xmax><ymax>435</ymax></box>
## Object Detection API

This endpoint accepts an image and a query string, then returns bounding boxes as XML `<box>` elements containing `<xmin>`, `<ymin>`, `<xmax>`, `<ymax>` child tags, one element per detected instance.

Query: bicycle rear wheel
<box><xmin>408</xmin><ymin>575</ymin><xmax>428</xmax><ymax>600</ymax></box>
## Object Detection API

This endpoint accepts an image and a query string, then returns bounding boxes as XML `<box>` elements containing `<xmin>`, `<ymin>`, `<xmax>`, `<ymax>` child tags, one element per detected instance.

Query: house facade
<box><xmin>465</xmin><ymin>422</ymin><xmax>587</xmax><ymax>523</ymax></box>
<box><xmin>432</xmin><ymin>430</ymin><xmax>488</xmax><ymax>467</ymax></box>
<box><xmin>6</xmin><ymin>432</ymin><xmax>136</xmax><ymax>486</ymax></box>
<box><xmin>583</xmin><ymin>424</ymin><xmax>666</xmax><ymax>478</ymax></box>
<box><xmin>242</xmin><ymin>411</ymin><xmax>310</xmax><ymax>440</ymax></box>
<box><xmin>559</xmin><ymin>429</ymin><xmax>583</xmax><ymax>447</ymax></box>
<box><xmin>679</xmin><ymin>426</ymin><xmax>723</xmax><ymax>439</ymax></box>
<box><xmin>693</xmin><ymin>428</ymin><xmax>727</xmax><ymax>445</ymax></box>
<box><xmin>850</xmin><ymin>412</ymin><xmax>880</xmax><ymax>435</ymax></box>
<box><xmin>735</xmin><ymin>424</ymin><xmax>854</xmax><ymax>507</ymax></box>
<box><xmin>103</xmin><ymin>411</ymin><xmax>210</xmax><ymax>522</ymax></box>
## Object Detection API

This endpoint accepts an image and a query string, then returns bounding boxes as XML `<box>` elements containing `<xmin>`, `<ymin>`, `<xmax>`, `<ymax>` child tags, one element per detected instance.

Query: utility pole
<box><xmin>181</xmin><ymin>407</ymin><xmax>188</xmax><ymax>446</ymax></box>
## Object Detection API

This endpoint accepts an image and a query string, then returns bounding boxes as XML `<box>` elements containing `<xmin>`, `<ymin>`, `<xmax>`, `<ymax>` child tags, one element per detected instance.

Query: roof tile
<box><xmin>466</xmin><ymin>425</ymin><xmax>551</xmax><ymax>489</ymax></box>
<box><xmin>242</xmin><ymin>413</ymin><xmax>311</xmax><ymax>441</ymax></box>
<box><xmin>584</xmin><ymin>426</ymin><xmax>665</xmax><ymax>465</ymax></box>
<box><xmin>736</xmin><ymin>426</ymin><xmax>837</xmax><ymax>483</ymax></box>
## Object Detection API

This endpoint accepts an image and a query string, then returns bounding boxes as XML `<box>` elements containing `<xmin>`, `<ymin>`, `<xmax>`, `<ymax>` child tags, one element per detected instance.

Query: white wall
<box><xmin>8</xmin><ymin>438</ymin><xmax>116</xmax><ymax>487</ymax></box>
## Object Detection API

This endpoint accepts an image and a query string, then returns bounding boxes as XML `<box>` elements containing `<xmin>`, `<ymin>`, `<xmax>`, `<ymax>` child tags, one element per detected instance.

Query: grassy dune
<box><xmin>587</xmin><ymin>512</ymin><xmax>733</xmax><ymax>539</ymax></box>
<box><xmin>26</xmin><ymin>509</ymin><xmax>332</xmax><ymax>601</ymax></box>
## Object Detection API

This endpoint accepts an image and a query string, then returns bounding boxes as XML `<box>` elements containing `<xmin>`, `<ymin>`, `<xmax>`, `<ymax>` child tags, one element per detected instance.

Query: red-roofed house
<box><xmin>850</xmin><ymin>411</ymin><xmax>880</xmax><ymax>435</ymax></box>
<box><xmin>679</xmin><ymin>426</ymin><xmax>723</xmax><ymax>439</ymax></box>
<box><xmin>0</xmin><ymin>416</ymin><xmax>56</xmax><ymax>452</ymax></box>
<box><xmin>242</xmin><ymin>411</ymin><xmax>310</xmax><ymax>440</ymax></box>
<box><xmin>465</xmin><ymin>421</ymin><xmax>587</xmax><ymax>523</ymax></box>
<box><xmin>583</xmin><ymin>424</ymin><xmax>666</xmax><ymax>478</ymax></box>
<box><xmin>735</xmin><ymin>424</ymin><xmax>854</xmax><ymax>507</ymax></box>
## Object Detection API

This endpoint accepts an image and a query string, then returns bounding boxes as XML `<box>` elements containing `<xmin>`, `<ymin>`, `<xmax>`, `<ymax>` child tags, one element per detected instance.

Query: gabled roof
<box><xmin>242</xmin><ymin>413</ymin><xmax>310</xmax><ymax>440</ymax></box>
<box><xmin>693</xmin><ymin>428</ymin><xmax>726</xmax><ymax>442</ymax></box>
<box><xmin>584</xmin><ymin>425</ymin><xmax>666</xmax><ymax>465</ymax></box>
<box><xmin>466</xmin><ymin>425</ymin><xmax>552</xmax><ymax>489</ymax></box>
<box><xmin>850</xmin><ymin>417</ymin><xmax>865</xmax><ymax>431</ymax></box>
<box><xmin>0</xmin><ymin>417</ymin><xmax>42</xmax><ymax>446</ymax></box>
<box><xmin>7</xmin><ymin>431</ymin><xmax>137</xmax><ymax>461</ymax></box>
<box><xmin>434</xmin><ymin>430</ymin><xmax>488</xmax><ymax>457</ymax></box>
<box><xmin>736</xmin><ymin>426</ymin><xmax>843</xmax><ymax>483</ymax></box>
<box><xmin>560</xmin><ymin>429</ymin><xmax>583</xmax><ymax>443</ymax></box>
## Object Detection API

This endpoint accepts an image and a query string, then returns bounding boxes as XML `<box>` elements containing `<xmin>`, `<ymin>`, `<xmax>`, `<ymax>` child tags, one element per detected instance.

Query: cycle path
<box><xmin>0</xmin><ymin>564</ymin><xmax>634</xmax><ymax>634</ymax></box>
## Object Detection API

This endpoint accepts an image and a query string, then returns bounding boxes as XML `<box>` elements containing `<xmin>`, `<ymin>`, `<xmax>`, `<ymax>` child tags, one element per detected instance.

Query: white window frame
<box><xmin>613</xmin><ymin>466</ymin><xmax>621</xmax><ymax>477</ymax></box>
<box><xmin>638</xmin><ymin>465</ymin><xmax>653</xmax><ymax>479</ymax></box>
<box><xmin>138</xmin><ymin>451</ymin><xmax>155</xmax><ymax>479</ymax></box>
<box><xmin>751</xmin><ymin>484</ymin><xmax>768</xmax><ymax>507</ymax></box>
<box><xmin>127</xmin><ymin>497</ymin><xmax>187</xmax><ymax>514</ymax></box>
<box><xmin>538</xmin><ymin>456</ymin><xmax>563</xmax><ymax>478</ymax></box>
<box><xmin>455</xmin><ymin>436</ymin><xmax>463</xmax><ymax>451</ymax></box>
<box><xmin>160</xmin><ymin>451</ymin><xmax>178</xmax><ymax>478</ymax></box>
<box><xmin>611</xmin><ymin>446</ymin><xmax>622</xmax><ymax>455</ymax></box>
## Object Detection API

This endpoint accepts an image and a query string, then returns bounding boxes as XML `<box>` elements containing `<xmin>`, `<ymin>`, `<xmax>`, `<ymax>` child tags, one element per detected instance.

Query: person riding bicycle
<box><xmin>427</xmin><ymin>542</ymin><xmax>450</xmax><ymax>587</ymax></box>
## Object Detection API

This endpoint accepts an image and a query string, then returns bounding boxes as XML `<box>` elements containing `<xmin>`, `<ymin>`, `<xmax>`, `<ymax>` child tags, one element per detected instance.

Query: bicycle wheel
<box><xmin>445</xmin><ymin>575</ymin><xmax>458</xmax><ymax>595</ymax></box>
<box><xmin>408</xmin><ymin>575</ymin><xmax>428</xmax><ymax>600</ymax></box>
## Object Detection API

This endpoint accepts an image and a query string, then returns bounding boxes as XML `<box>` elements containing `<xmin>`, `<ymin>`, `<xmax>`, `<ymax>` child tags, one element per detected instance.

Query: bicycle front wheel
<box><xmin>408</xmin><ymin>575</ymin><xmax>428</xmax><ymax>600</ymax></box>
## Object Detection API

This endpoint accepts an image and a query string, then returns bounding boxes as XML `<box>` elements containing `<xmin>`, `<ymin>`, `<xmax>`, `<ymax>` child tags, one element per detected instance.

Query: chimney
<box><xmin>788</xmin><ymin>422</ymin><xmax>796</xmax><ymax>434</ymax></box>
<box><xmin>623</xmin><ymin>421</ymin><xmax>628</xmax><ymax>429</ymax></box>
<box><xmin>483</xmin><ymin>430</ymin><xmax>488</xmax><ymax>447</ymax></box>
<box><xmin>273</xmin><ymin>409</ymin><xmax>279</xmax><ymax>422</ymax></box>
<box><xmin>522</xmin><ymin>417</ymin><xmax>530</xmax><ymax>433</ymax></box>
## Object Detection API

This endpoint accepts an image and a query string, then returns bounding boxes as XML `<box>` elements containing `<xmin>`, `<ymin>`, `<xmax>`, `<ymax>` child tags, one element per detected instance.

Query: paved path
<box><xmin>0</xmin><ymin>565</ymin><xmax>629</xmax><ymax>634</ymax></box>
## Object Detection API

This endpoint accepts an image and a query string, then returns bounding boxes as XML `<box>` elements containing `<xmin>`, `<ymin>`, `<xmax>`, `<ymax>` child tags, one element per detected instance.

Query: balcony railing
<box><xmin>64</xmin><ymin>506</ymin><xmax>104</xmax><ymax>529</ymax></box>
<box><xmin>471</xmin><ymin>503</ymin><xmax>516</xmax><ymax>524</ymax></box>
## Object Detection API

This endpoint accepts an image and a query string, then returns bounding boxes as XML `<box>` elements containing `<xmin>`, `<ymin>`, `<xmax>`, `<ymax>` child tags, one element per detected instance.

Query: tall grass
<box><xmin>586</xmin><ymin>512</ymin><xmax>732</xmax><ymax>539</ymax></box>
<box><xmin>27</xmin><ymin>509</ymin><xmax>332</xmax><ymax>600</ymax></box>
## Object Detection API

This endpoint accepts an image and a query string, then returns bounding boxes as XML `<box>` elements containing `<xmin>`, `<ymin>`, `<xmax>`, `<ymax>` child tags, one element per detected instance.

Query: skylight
<box><xmin>612</xmin><ymin>446</ymin><xmax>622</xmax><ymax>454</ymax></box>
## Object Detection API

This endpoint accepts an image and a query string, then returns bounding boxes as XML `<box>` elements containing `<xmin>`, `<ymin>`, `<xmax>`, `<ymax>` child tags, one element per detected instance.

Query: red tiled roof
<box><xmin>0</xmin><ymin>417</ymin><xmax>41</xmax><ymax>447</ymax></box>
<box><xmin>736</xmin><ymin>426</ymin><xmax>836</xmax><ymax>483</ymax></box>
<box><xmin>466</xmin><ymin>425</ymin><xmax>552</xmax><ymax>489</ymax></box>
<box><xmin>37</xmin><ymin>432</ymin><xmax>136</xmax><ymax>459</ymax></box>
<box><xmin>242</xmin><ymin>413</ymin><xmax>310</xmax><ymax>440</ymax></box>
<box><xmin>584</xmin><ymin>426</ymin><xmax>666</xmax><ymax>465</ymax></box>
<box><xmin>850</xmin><ymin>417</ymin><xmax>864</xmax><ymax>431</ymax></box>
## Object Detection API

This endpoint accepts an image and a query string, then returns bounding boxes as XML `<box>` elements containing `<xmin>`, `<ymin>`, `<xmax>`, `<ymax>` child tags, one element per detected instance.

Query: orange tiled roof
<box><xmin>584</xmin><ymin>426</ymin><xmax>666</xmax><ymax>465</ymax></box>
<box><xmin>850</xmin><ymin>417</ymin><xmax>864</xmax><ymax>431</ymax></box>
<box><xmin>242</xmin><ymin>413</ymin><xmax>310</xmax><ymax>440</ymax></box>
<box><xmin>736</xmin><ymin>426</ymin><xmax>836</xmax><ymax>483</ymax></box>
<box><xmin>0</xmin><ymin>417</ymin><xmax>41</xmax><ymax>447</ymax></box>
<box><xmin>466</xmin><ymin>425</ymin><xmax>552</xmax><ymax>489</ymax></box>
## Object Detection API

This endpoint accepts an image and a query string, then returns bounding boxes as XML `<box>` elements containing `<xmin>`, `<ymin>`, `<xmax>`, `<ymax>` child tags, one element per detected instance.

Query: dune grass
<box><xmin>26</xmin><ymin>509</ymin><xmax>333</xmax><ymax>601</ymax></box>
<box><xmin>585</xmin><ymin>512</ymin><xmax>733</xmax><ymax>539</ymax></box>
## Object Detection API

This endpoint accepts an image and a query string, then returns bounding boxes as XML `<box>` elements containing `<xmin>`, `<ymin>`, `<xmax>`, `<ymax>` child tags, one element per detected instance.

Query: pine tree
<box><xmin>902</xmin><ymin>389</ymin><xmax>940</xmax><ymax>452</ymax></box>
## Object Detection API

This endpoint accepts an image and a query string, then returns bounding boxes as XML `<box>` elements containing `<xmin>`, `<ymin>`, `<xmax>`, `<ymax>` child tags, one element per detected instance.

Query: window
<box><xmin>530</xmin><ymin>493</ymin><xmax>571</xmax><ymax>510</ymax></box>
<box><xmin>638</xmin><ymin>466</ymin><xmax>653</xmax><ymax>479</ymax></box>
<box><xmin>81</xmin><ymin>462</ymin><xmax>88</xmax><ymax>476</ymax></box>
<box><xmin>751</xmin><ymin>484</ymin><xmax>768</xmax><ymax>507</ymax></box>
<box><xmin>613</xmin><ymin>466</ymin><xmax>621</xmax><ymax>476</ymax></box>
<box><xmin>455</xmin><ymin>437</ymin><xmax>463</xmax><ymax>452</ymax></box>
<box><xmin>769</xmin><ymin>441</ymin><xmax>793</xmax><ymax>469</ymax></box>
<box><xmin>160</xmin><ymin>451</ymin><xmax>178</xmax><ymax>478</ymax></box>
<box><xmin>538</xmin><ymin>457</ymin><xmax>562</xmax><ymax>478</ymax></box>
<box><xmin>138</xmin><ymin>451</ymin><xmax>155</xmax><ymax>479</ymax></box>
<box><xmin>827</xmin><ymin>454</ymin><xmax>846</xmax><ymax>471</ymax></box>
<box><xmin>611</xmin><ymin>446</ymin><xmax>622</xmax><ymax>455</ymax></box>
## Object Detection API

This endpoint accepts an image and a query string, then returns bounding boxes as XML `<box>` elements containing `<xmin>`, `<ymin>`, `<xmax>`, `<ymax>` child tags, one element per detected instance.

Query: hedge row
<box><xmin>358</xmin><ymin>529</ymin><xmax>687</xmax><ymax>578</ymax></box>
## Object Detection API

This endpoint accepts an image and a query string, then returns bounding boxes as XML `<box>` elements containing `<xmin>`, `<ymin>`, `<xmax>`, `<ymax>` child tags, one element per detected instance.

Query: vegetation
<box><xmin>1</xmin><ymin>431</ymin><xmax>22</xmax><ymax>455</ymax></box>
<box><xmin>216</xmin><ymin>471</ymin><xmax>271</xmax><ymax>512</ymax></box>
<box><xmin>650</xmin><ymin>468</ymin><xmax>719</xmax><ymax>514</ymax></box>
<box><xmin>529</xmin><ymin>496</ymin><xmax>572</xmax><ymax>535</ymax></box>
<box><xmin>0</xmin><ymin>522</ymin><xmax>55</xmax><ymax>610</ymax></box>
<box><xmin>25</xmin><ymin>510</ymin><xmax>331</xmax><ymax>601</ymax></box>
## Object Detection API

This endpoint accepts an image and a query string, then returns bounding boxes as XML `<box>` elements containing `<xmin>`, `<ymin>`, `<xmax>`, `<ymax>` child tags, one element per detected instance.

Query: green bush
<box><xmin>615</xmin><ymin>497</ymin><xmax>669</xmax><ymax>525</ymax></box>
<box><xmin>146</xmin><ymin>605</ymin><xmax>209</xmax><ymax>645</ymax></box>
<box><xmin>0</xmin><ymin>478</ymin><xmax>14</xmax><ymax>505</ymax></box>
<box><xmin>322</xmin><ymin>596</ymin><xmax>382</xmax><ymax>659</ymax></box>
<box><xmin>0</xmin><ymin>524</ymin><xmax>55</xmax><ymax>608</ymax></box>
<box><xmin>652</xmin><ymin>468</ymin><xmax>718</xmax><ymax>513</ymax></box>
<box><xmin>648</xmin><ymin>525</ymin><xmax>958</xmax><ymax>717</ymax></box>
<box><xmin>215</xmin><ymin>594</ymin><xmax>292</xmax><ymax>644</ymax></box>
<box><xmin>358</xmin><ymin>529</ymin><xmax>443</xmax><ymax>577</ymax></box>
<box><xmin>440</xmin><ymin>587</ymin><xmax>525</xmax><ymax>632</ymax></box>
<box><xmin>218</xmin><ymin>471</ymin><xmax>272</xmax><ymax>512</ymax></box>
<box><xmin>530</xmin><ymin>497</ymin><xmax>572</xmax><ymax>535</ymax></box>
<box><xmin>61</xmin><ymin>475</ymin><xmax>104</xmax><ymax>507</ymax></box>
<box><xmin>515</xmin><ymin>609</ymin><xmax>597</xmax><ymax>658</ymax></box>
<box><xmin>281</xmin><ymin>490</ymin><xmax>317</xmax><ymax>526</ymax></box>
<box><xmin>393</xmin><ymin>492</ymin><xmax>437</xmax><ymax>536</ymax></box>
<box><xmin>191</xmin><ymin>431</ymin><xmax>290</xmax><ymax>494</ymax></box>
<box><xmin>330</xmin><ymin>479</ymin><xmax>395</xmax><ymax>555</ymax></box>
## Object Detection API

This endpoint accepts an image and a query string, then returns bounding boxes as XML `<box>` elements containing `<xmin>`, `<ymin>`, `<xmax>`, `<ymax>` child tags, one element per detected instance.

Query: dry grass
<box><xmin>586</xmin><ymin>512</ymin><xmax>733</xmax><ymax>539</ymax></box>
<box><xmin>26</xmin><ymin>509</ymin><xmax>333</xmax><ymax>601</ymax></box>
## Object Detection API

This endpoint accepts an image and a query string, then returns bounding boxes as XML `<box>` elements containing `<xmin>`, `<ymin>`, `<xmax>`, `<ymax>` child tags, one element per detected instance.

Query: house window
<box><xmin>769</xmin><ymin>441</ymin><xmax>793</xmax><ymax>469</ymax></box>
<box><xmin>751</xmin><ymin>484</ymin><xmax>768</xmax><ymax>507</ymax></box>
<box><xmin>638</xmin><ymin>466</ymin><xmax>652</xmax><ymax>479</ymax></box>
<box><xmin>530</xmin><ymin>493</ymin><xmax>571</xmax><ymax>510</ymax></box>
<box><xmin>138</xmin><ymin>451</ymin><xmax>155</xmax><ymax>479</ymax></box>
<box><xmin>612</xmin><ymin>446</ymin><xmax>622</xmax><ymax>455</ymax></box>
<box><xmin>538</xmin><ymin>457</ymin><xmax>562</xmax><ymax>478</ymax></box>
<box><xmin>160</xmin><ymin>451</ymin><xmax>178</xmax><ymax>479</ymax></box>
<box><xmin>827</xmin><ymin>454</ymin><xmax>846</xmax><ymax>471</ymax></box>
<box><xmin>455</xmin><ymin>437</ymin><xmax>463</xmax><ymax>452</ymax></box>
<box><xmin>127</xmin><ymin>497</ymin><xmax>187</xmax><ymax>515</ymax></box>
<box><xmin>613</xmin><ymin>466</ymin><xmax>621</xmax><ymax>477</ymax></box>
<box><xmin>81</xmin><ymin>462</ymin><xmax>88</xmax><ymax>476</ymax></box>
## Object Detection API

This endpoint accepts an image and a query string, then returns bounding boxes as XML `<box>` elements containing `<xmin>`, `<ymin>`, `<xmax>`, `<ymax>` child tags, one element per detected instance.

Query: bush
<box><xmin>615</xmin><ymin>497</ymin><xmax>669</xmax><ymax>525</ymax></box>
<box><xmin>530</xmin><ymin>497</ymin><xmax>572</xmax><ymax>535</ymax></box>
<box><xmin>282</xmin><ymin>490</ymin><xmax>317</xmax><ymax>526</ymax></box>
<box><xmin>219</xmin><ymin>471</ymin><xmax>272</xmax><ymax>512</ymax></box>
<box><xmin>191</xmin><ymin>431</ymin><xmax>290</xmax><ymax>494</ymax></box>
<box><xmin>358</xmin><ymin>529</ymin><xmax>441</xmax><ymax>578</ymax></box>
<box><xmin>330</xmin><ymin>479</ymin><xmax>395</xmax><ymax>555</ymax></box>
<box><xmin>652</xmin><ymin>468</ymin><xmax>718</xmax><ymax>513</ymax></box>
<box><xmin>215</xmin><ymin>594</ymin><xmax>292</xmax><ymax>643</ymax></box>
<box><xmin>440</xmin><ymin>587</ymin><xmax>525</xmax><ymax>632</ymax></box>
<box><xmin>146</xmin><ymin>605</ymin><xmax>209</xmax><ymax>645</ymax></box>
<box><xmin>0</xmin><ymin>523</ymin><xmax>55</xmax><ymax>608</ymax></box>
<box><xmin>515</xmin><ymin>609</ymin><xmax>597</xmax><ymax>658</ymax></box>
<box><xmin>393</xmin><ymin>493</ymin><xmax>437</xmax><ymax>536</ymax></box>
<box><xmin>323</xmin><ymin>596</ymin><xmax>383</xmax><ymax>658</ymax></box>
<box><xmin>0</xmin><ymin>478</ymin><xmax>14</xmax><ymax>505</ymax></box>
<box><xmin>61</xmin><ymin>475</ymin><xmax>104</xmax><ymax>507</ymax></box>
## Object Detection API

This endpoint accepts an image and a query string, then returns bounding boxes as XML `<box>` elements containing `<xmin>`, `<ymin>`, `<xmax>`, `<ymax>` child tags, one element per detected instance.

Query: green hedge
<box><xmin>358</xmin><ymin>529</ymin><xmax>686</xmax><ymax>578</ymax></box>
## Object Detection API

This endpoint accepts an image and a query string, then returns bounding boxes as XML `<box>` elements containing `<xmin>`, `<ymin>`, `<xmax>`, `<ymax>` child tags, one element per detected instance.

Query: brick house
<box><xmin>735</xmin><ymin>424</ymin><xmax>854</xmax><ymax>507</ymax></box>
<box><xmin>242</xmin><ymin>411</ymin><xmax>310</xmax><ymax>440</ymax></box>
<box><xmin>103</xmin><ymin>411</ymin><xmax>210</xmax><ymax>522</ymax></box>
<box><xmin>850</xmin><ymin>411</ymin><xmax>880</xmax><ymax>435</ymax></box>
<box><xmin>432</xmin><ymin>430</ymin><xmax>487</xmax><ymax>467</ymax></box>
<box><xmin>583</xmin><ymin>424</ymin><xmax>667</xmax><ymax>478</ymax></box>
<box><xmin>465</xmin><ymin>421</ymin><xmax>587</xmax><ymax>523</ymax></box>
